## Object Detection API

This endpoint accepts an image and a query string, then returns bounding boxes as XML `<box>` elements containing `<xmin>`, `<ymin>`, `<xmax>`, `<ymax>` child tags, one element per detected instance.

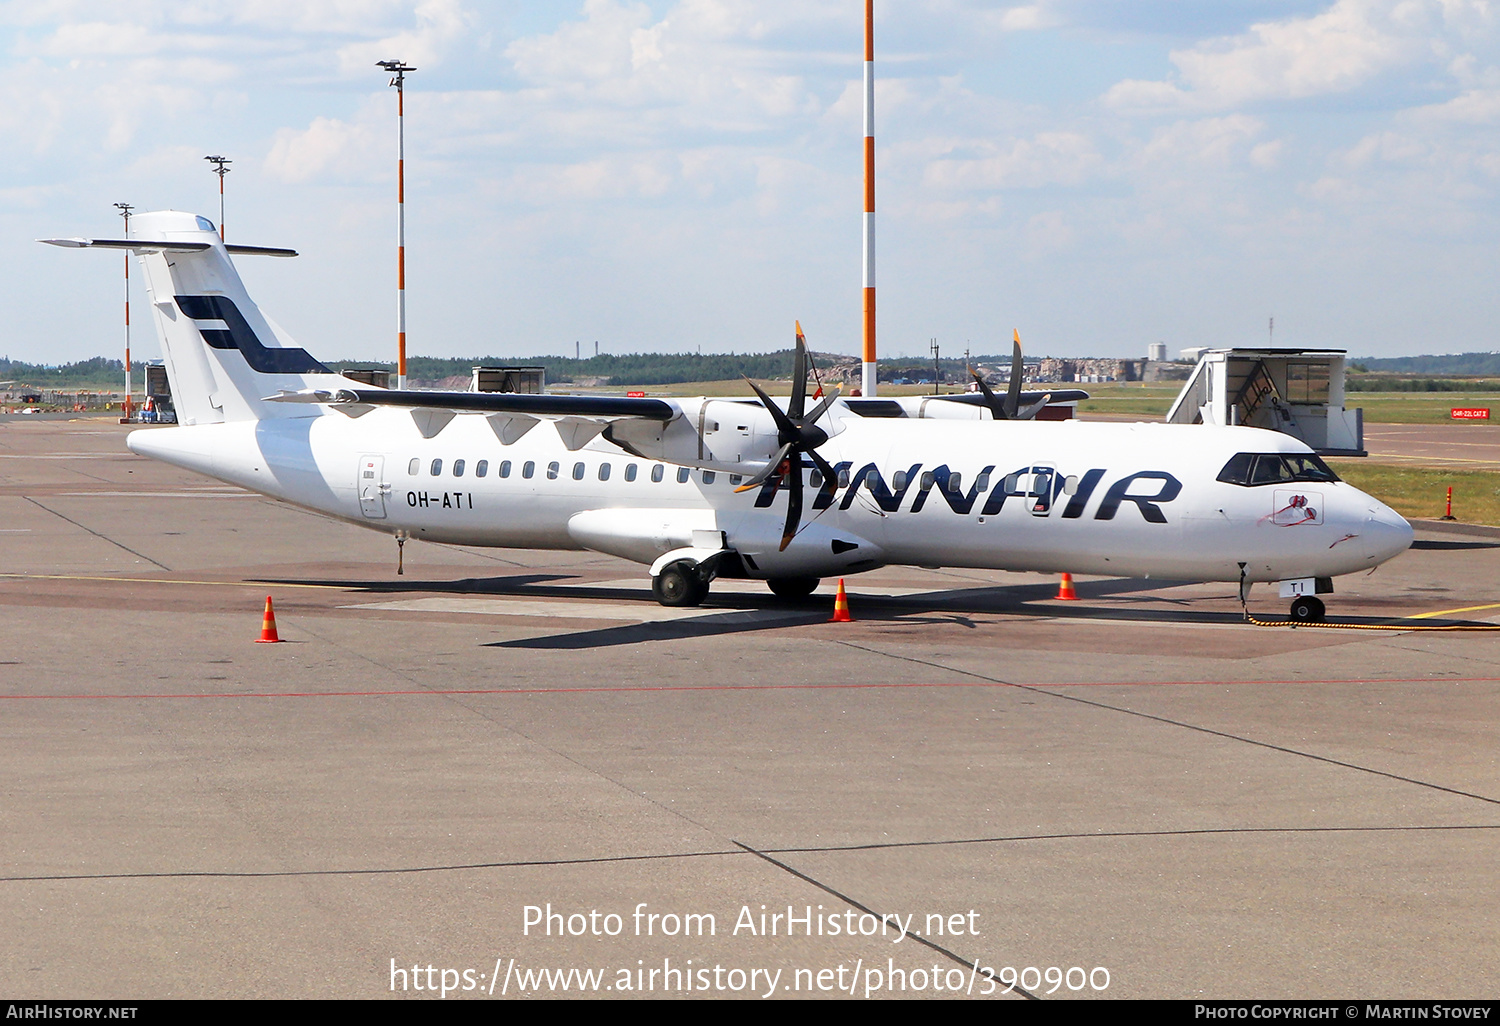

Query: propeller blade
<box><xmin>744</xmin><ymin>376</ymin><xmax>796</xmax><ymax>436</ymax></box>
<box><xmin>806</xmin><ymin>448</ymin><xmax>838</xmax><ymax>491</ymax></box>
<box><xmin>803</xmin><ymin>386</ymin><xmax>841</xmax><ymax>427</ymax></box>
<box><xmin>779</xmin><ymin>458</ymin><xmax>803</xmax><ymax>551</ymax></box>
<box><xmin>735</xmin><ymin>442</ymin><xmax>794</xmax><ymax>492</ymax></box>
<box><xmin>789</xmin><ymin>323</ymin><xmax>809</xmax><ymax>421</ymax></box>
<box><xmin>1006</xmin><ymin>329</ymin><xmax>1024</xmax><ymax>419</ymax></box>
<box><xmin>970</xmin><ymin>368</ymin><xmax>1006</xmax><ymax>420</ymax></box>
<box><xmin>1016</xmin><ymin>392</ymin><xmax>1053</xmax><ymax>420</ymax></box>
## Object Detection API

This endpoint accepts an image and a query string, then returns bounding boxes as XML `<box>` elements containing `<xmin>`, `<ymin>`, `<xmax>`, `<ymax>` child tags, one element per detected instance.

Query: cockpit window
<box><xmin>196</xmin><ymin>216</ymin><xmax>216</xmax><ymax>232</ymax></box>
<box><xmin>1217</xmin><ymin>452</ymin><xmax>1340</xmax><ymax>487</ymax></box>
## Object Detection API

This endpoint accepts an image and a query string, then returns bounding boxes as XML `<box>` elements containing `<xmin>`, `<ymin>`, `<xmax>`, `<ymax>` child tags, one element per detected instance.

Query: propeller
<box><xmin>736</xmin><ymin>322</ymin><xmax>840</xmax><ymax>550</ymax></box>
<box><xmin>970</xmin><ymin>328</ymin><xmax>1051</xmax><ymax>420</ymax></box>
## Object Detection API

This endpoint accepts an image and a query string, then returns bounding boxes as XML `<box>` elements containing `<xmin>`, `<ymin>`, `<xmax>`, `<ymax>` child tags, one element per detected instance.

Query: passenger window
<box><xmin>599</xmin><ymin>463</ymin><xmax>611</xmax><ymax>481</ymax></box>
<box><xmin>949</xmin><ymin>472</ymin><xmax>962</xmax><ymax>492</ymax></box>
<box><xmin>893</xmin><ymin>471</ymin><xmax>908</xmax><ymax>490</ymax></box>
<box><xmin>730</xmin><ymin>473</ymin><xmax>742</xmax><ymax>486</ymax></box>
<box><xmin>921</xmin><ymin>471</ymin><xmax>935</xmax><ymax>489</ymax></box>
<box><xmin>677</xmin><ymin>467</ymin><xmax>690</xmax><ymax>483</ymax></box>
<box><xmin>1063</xmin><ymin>475</ymin><xmax>1079</xmax><ymax>495</ymax></box>
<box><xmin>547</xmin><ymin>462</ymin><xmax>560</xmax><ymax>480</ymax></box>
<box><xmin>408</xmin><ymin>458</ymin><xmax>419</xmax><ymax>475</ymax></box>
<box><xmin>838</xmin><ymin>469</ymin><xmax>851</xmax><ymax>488</ymax></box>
<box><xmin>625</xmin><ymin>464</ymin><xmax>638</xmax><ymax>482</ymax></box>
<box><xmin>522</xmin><ymin>461</ymin><xmax>535</xmax><ymax>479</ymax></box>
<box><xmin>572</xmin><ymin>462</ymin><xmax>585</xmax><ymax>480</ymax></box>
<box><xmin>810</xmin><ymin>470</ymin><xmax>822</xmax><ymax>488</ymax></box>
<box><xmin>500</xmin><ymin>460</ymin><xmax>511</xmax><ymax>478</ymax></box>
<box><xmin>453</xmin><ymin>459</ymin><xmax>465</xmax><ymax>477</ymax></box>
<box><xmin>702</xmin><ymin>471</ymin><xmax>716</xmax><ymax>484</ymax></box>
<box><xmin>651</xmin><ymin>465</ymin><xmax>665</xmax><ymax>483</ymax></box>
<box><xmin>975</xmin><ymin>471</ymin><xmax>991</xmax><ymax>492</ymax></box>
<box><xmin>475</xmin><ymin>460</ymin><xmax>488</xmax><ymax>478</ymax></box>
<box><xmin>430</xmin><ymin>459</ymin><xmax>442</xmax><ymax>476</ymax></box>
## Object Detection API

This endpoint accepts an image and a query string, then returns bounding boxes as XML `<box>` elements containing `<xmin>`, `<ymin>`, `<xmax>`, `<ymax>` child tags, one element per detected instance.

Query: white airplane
<box><xmin>45</xmin><ymin>210</ymin><xmax>1413</xmax><ymax>621</ymax></box>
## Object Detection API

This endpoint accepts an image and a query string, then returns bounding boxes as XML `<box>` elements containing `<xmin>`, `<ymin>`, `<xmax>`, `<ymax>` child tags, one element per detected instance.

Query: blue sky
<box><xmin>4</xmin><ymin>0</ymin><xmax>1499</xmax><ymax>365</ymax></box>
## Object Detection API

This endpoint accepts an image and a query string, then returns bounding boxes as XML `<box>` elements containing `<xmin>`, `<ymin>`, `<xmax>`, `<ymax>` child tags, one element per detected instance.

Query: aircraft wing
<box><xmin>266</xmin><ymin>387</ymin><xmax>676</xmax><ymax>420</ymax></box>
<box><xmin>932</xmin><ymin>389</ymin><xmax>1091</xmax><ymax>407</ymax></box>
<box><xmin>266</xmin><ymin>387</ymin><xmax>679</xmax><ymax>447</ymax></box>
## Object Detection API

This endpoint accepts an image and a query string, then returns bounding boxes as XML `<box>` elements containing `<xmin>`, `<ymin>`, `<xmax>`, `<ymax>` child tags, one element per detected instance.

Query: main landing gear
<box><xmin>650</xmin><ymin>563</ymin><xmax>825</xmax><ymax>607</ymax></box>
<box><xmin>1289</xmin><ymin>595</ymin><xmax>1326</xmax><ymax>623</ymax></box>
<box><xmin>652</xmin><ymin>560</ymin><xmax>710</xmax><ymax>607</ymax></box>
<box><xmin>766</xmin><ymin>576</ymin><xmax>820</xmax><ymax>600</ymax></box>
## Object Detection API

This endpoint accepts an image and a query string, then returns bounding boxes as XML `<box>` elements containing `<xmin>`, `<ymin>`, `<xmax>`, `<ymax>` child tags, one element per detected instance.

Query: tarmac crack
<box><xmin>730</xmin><ymin>840</ymin><xmax>1038</xmax><ymax>1000</ymax></box>
<box><xmin>830</xmin><ymin>639</ymin><xmax>1500</xmax><ymax>809</ymax></box>
<box><xmin>20</xmin><ymin>495</ymin><xmax>170</xmax><ymax>570</ymax></box>
<box><xmin>6</xmin><ymin>822</ymin><xmax>1494</xmax><ymax>886</ymax></box>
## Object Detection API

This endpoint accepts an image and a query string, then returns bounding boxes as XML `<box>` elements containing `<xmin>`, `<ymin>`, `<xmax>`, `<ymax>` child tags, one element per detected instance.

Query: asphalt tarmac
<box><xmin>1</xmin><ymin>417</ymin><xmax>1497</xmax><ymax>1000</ymax></box>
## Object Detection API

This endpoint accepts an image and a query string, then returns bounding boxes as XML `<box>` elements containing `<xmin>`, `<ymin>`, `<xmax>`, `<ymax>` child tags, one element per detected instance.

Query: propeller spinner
<box><xmin>737</xmin><ymin>323</ymin><xmax>840</xmax><ymax>551</ymax></box>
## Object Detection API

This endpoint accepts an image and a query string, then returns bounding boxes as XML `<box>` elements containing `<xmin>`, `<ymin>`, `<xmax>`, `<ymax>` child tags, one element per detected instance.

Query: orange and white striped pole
<box><xmin>861</xmin><ymin>0</ymin><xmax>878</xmax><ymax>397</ymax></box>
<box><xmin>114</xmin><ymin>202</ymin><xmax>133</xmax><ymax>422</ymax></box>
<box><xmin>379</xmin><ymin>60</ymin><xmax>416</xmax><ymax>389</ymax></box>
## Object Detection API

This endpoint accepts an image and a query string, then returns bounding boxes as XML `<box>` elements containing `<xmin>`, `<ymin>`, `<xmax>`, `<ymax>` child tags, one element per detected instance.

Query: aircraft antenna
<box><xmin>203</xmin><ymin>156</ymin><xmax>230</xmax><ymax>241</ymax></box>
<box><xmin>113</xmin><ymin>202</ymin><xmax>133</xmax><ymax>423</ymax></box>
<box><xmin>861</xmin><ymin>0</ymin><xmax>877</xmax><ymax>397</ymax></box>
<box><xmin>378</xmin><ymin>60</ymin><xmax>416</xmax><ymax>389</ymax></box>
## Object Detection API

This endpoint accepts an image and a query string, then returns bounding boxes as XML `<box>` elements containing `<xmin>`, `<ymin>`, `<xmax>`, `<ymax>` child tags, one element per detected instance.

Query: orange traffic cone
<box><xmin>1056</xmin><ymin>573</ymin><xmax>1079</xmax><ymax>601</ymax></box>
<box><xmin>256</xmin><ymin>595</ymin><xmax>283</xmax><ymax>643</ymax></box>
<box><xmin>830</xmin><ymin>578</ymin><xmax>854</xmax><ymax>622</ymax></box>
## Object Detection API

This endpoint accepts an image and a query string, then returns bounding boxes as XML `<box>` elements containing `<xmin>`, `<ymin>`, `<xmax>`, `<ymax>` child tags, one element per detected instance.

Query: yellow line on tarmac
<box><xmin>1365</xmin><ymin>453</ymin><xmax>1500</xmax><ymax>467</ymax></box>
<box><xmin>0</xmin><ymin>573</ymin><xmax>351</xmax><ymax>591</ymax></box>
<box><xmin>1411</xmin><ymin>601</ymin><xmax>1500</xmax><ymax>620</ymax></box>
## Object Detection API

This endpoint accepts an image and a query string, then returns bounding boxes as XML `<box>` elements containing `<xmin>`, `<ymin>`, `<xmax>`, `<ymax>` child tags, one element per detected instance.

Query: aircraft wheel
<box><xmin>1289</xmin><ymin>596</ymin><xmax>1325</xmax><ymax>623</ymax></box>
<box><xmin>766</xmin><ymin>576</ymin><xmax>820</xmax><ymax>601</ymax></box>
<box><xmin>653</xmin><ymin>561</ymin><xmax>708</xmax><ymax>607</ymax></box>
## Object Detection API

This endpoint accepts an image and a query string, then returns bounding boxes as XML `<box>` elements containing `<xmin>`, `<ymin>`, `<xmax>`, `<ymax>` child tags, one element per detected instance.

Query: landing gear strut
<box><xmin>652</xmin><ymin>560</ymin><xmax>709</xmax><ymax>607</ymax></box>
<box><xmin>1289</xmin><ymin>595</ymin><xmax>1325</xmax><ymax>623</ymax></box>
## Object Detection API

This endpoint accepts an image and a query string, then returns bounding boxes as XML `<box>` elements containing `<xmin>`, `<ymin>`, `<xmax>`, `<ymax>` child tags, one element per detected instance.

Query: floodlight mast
<box><xmin>861</xmin><ymin>0</ymin><xmax>877</xmax><ymax>397</ymax></box>
<box><xmin>378</xmin><ymin>59</ymin><xmax>416</xmax><ymax>390</ymax></box>
<box><xmin>113</xmin><ymin>202</ymin><xmax>133</xmax><ymax>422</ymax></box>
<box><xmin>204</xmin><ymin>156</ymin><xmax>231</xmax><ymax>240</ymax></box>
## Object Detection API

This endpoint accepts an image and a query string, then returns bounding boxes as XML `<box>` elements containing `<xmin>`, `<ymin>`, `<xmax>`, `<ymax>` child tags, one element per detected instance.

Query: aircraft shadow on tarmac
<box><xmin>1411</xmin><ymin>539</ymin><xmax>1500</xmax><ymax>550</ymax></box>
<box><xmin>253</xmin><ymin>573</ymin><xmax>1492</xmax><ymax>649</ymax></box>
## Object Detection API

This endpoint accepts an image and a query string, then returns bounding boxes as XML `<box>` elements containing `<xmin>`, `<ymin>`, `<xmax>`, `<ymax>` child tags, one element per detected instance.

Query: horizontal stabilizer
<box><xmin>39</xmin><ymin>238</ymin><xmax>296</xmax><ymax>257</ymax></box>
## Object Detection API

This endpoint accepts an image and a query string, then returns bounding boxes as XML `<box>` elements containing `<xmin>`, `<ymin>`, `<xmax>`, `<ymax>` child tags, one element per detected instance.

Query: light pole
<box><xmin>114</xmin><ymin>203</ymin><xmax>133</xmax><ymax>422</ymax></box>
<box><xmin>204</xmin><ymin>155</ymin><xmax>231</xmax><ymax>240</ymax></box>
<box><xmin>861</xmin><ymin>0</ymin><xmax>878</xmax><ymax>397</ymax></box>
<box><xmin>378</xmin><ymin>59</ymin><xmax>416</xmax><ymax>390</ymax></box>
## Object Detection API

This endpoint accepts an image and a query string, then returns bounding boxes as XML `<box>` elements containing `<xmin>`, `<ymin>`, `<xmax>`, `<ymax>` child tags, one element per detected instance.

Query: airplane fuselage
<box><xmin>128</xmin><ymin>410</ymin><xmax>1412</xmax><ymax>586</ymax></box>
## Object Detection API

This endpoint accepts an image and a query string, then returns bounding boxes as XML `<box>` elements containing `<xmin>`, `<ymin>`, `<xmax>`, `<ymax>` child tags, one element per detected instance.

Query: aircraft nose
<box><xmin>1364</xmin><ymin>501</ymin><xmax>1414</xmax><ymax>563</ymax></box>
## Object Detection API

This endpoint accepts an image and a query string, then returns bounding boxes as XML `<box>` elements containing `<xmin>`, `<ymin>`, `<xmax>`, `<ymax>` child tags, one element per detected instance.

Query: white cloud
<box><xmin>1104</xmin><ymin>0</ymin><xmax>1496</xmax><ymax>111</ymax></box>
<box><xmin>922</xmin><ymin>132</ymin><xmax>1102</xmax><ymax>190</ymax></box>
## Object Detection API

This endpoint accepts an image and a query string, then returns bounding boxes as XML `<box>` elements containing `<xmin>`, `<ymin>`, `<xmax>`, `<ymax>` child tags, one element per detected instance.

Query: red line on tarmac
<box><xmin>2</xmin><ymin>677</ymin><xmax>1497</xmax><ymax>702</ymax></box>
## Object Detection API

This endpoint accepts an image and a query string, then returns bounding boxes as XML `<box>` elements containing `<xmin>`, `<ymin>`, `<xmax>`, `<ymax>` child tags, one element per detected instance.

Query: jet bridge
<box><xmin>1165</xmin><ymin>348</ymin><xmax>1365</xmax><ymax>456</ymax></box>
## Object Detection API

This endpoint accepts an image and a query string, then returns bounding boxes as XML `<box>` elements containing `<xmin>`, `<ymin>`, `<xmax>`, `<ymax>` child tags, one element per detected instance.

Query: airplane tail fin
<box><xmin>44</xmin><ymin>210</ymin><xmax>356</xmax><ymax>425</ymax></box>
